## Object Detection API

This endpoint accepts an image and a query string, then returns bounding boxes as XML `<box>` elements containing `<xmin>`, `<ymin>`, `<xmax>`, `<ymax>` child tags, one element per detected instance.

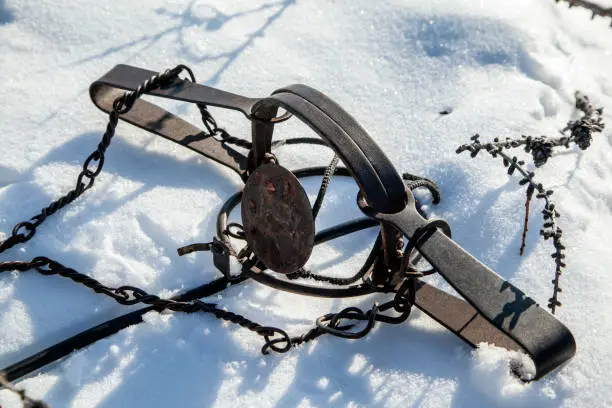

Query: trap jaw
<box><xmin>89</xmin><ymin>65</ymin><xmax>576</xmax><ymax>381</ymax></box>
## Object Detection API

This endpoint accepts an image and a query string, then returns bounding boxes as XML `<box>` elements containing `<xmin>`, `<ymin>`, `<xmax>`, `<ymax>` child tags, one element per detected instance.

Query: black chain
<box><xmin>313</xmin><ymin>277</ymin><xmax>416</xmax><ymax>339</ymax></box>
<box><xmin>402</xmin><ymin>173</ymin><xmax>441</xmax><ymax>204</ymax></box>
<box><xmin>0</xmin><ymin>256</ymin><xmax>414</xmax><ymax>355</ymax></box>
<box><xmin>312</xmin><ymin>154</ymin><xmax>340</xmax><ymax>219</ymax></box>
<box><xmin>0</xmin><ymin>65</ymin><xmax>190</xmax><ymax>255</ymax></box>
<box><xmin>197</xmin><ymin>104</ymin><xmax>254</xmax><ymax>149</ymax></box>
<box><xmin>0</xmin><ymin>258</ymin><xmax>288</xmax><ymax>354</ymax></box>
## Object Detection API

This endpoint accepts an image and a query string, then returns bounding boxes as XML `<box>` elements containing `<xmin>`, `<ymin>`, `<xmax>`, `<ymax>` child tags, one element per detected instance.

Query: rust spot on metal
<box><xmin>265</xmin><ymin>180</ymin><xmax>276</xmax><ymax>193</ymax></box>
<box><xmin>241</xmin><ymin>163</ymin><xmax>314</xmax><ymax>274</ymax></box>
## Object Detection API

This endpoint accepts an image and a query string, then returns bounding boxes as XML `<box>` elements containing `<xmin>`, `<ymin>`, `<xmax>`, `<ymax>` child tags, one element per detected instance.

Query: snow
<box><xmin>1</xmin><ymin>0</ymin><xmax>612</xmax><ymax>406</ymax></box>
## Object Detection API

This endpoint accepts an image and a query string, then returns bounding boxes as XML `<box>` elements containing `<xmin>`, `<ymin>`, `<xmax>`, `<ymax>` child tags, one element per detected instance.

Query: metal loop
<box><xmin>398</xmin><ymin>218</ymin><xmax>452</xmax><ymax>279</ymax></box>
<box><xmin>12</xmin><ymin>222</ymin><xmax>36</xmax><ymax>242</ymax></box>
<box><xmin>173</xmin><ymin>64</ymin><xmax>197</xmax><ymax>83</ymax></box>
<box><xmin>417</xmin><ymin>219</ymin><xmax>451</xmax><ymax>240</ymax></box>
<box><xmin>315</xmin><ymin>304</ymin><xmax>379</xmax><ymax>339</ymax></box>
<box><xmin>114</xmin><ymin>286</ymin><xmax>150</xmax><ymax>305</ymax></box>
<box><xmin>82</xmin><ymin>151</ymin><xmax>105</xmax><ymax>178</ymax></box>
<box><xmin>34</xmin><ymin>259</ymin><xmax>57</xmax><ymax>275</ymax></box>
<box><xmin>76</xmin><ymin>172</ymin><xmax>96</xmax><ymax>192</ymax></box>
<box><xmin>250</xmin><ymin>108</ymin><xmax>293</xmax><ymax>124</ymax></box>
<box><xmin>261</xmin><ymin>327</ymin><xmax>292</xmax><ymax>354</ymax></box>
<box><xmin>263</xmin><ymin>153</ymin><xmax>278</xmax><ymax>165</ymax></box>
<box><xmin>112</xmin><ymin>95</ymin><xmax>131</xmax><ymax>114</ymax></box>
<box><xmin>30</xmin><ymin>256</ymin><xmax>51</xmax><ymax>269</ymax></box>
<box><xmin>392</xmin><ymin>279</ymin><xmax>415</xmax><ymax>314</ymax></box>
<box><xmin>225</xmin><ymin>223</ymin><xmax>246</xmax><ymax>240</ymax></box>
<box><xmin>267</xmin><ymin>110</ymin><xmax>293</xmax><ymax>124</ymax></box>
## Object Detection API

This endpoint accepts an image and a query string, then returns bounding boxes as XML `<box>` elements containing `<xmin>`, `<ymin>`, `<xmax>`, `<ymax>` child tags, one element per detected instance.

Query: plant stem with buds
<box><xmin>555</xmin><ymin>0</ymin><xmax>612</xmax><ymax>26</ymax></box>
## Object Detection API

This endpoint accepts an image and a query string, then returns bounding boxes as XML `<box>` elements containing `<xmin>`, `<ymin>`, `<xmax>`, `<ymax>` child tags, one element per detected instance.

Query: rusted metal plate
<box><xmin>241</xmin><ymin>163</ymin><xmax>315</xmax><ymax>274</ymax></box>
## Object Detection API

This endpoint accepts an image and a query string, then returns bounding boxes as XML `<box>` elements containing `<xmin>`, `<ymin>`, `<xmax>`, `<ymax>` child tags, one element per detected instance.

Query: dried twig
<box><xmin>457</xmin><ymin>137</ymin><xmax>566</xmax><ymax>313</ymax></box>
<box><xmin>456</xmin><ymin>92</ymin><xmax>604</xmax><ymax>314</ymax></box>
<box><xmin>520</xmin><ymin>185</ymin><xmax>534</xmax><ymax>256</ymax></box>
<box><xmin>555</xmin><ymin>0</ymin><xmax>612</xmax><ymax>26</ymax></box>
<box><xmin>460</xmin><ymin>92</ymin><xmax>604</xmax><ymax>167</ymax></box>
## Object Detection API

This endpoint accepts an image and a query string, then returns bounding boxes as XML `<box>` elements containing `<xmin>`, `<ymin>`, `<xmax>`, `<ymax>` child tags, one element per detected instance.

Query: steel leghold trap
<box><xmin>0</xmin><ymin>64</ymin><xmax>576</xmax><ymax>401</ymax></box>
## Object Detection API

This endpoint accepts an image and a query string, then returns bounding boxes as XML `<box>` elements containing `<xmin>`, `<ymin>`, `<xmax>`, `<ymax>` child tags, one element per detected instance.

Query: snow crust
<box><xmin>1</xmin><ymin>0</ymin><xmax>612</xmax><ymax>406</ymax></box>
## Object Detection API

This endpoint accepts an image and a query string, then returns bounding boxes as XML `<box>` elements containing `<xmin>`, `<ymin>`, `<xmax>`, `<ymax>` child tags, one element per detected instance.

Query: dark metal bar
<box><xmin>249</xmin><ymin>103</ymin><xmax>278</xmax><ymax>170</ymax></box>
<box><xmin>93</xmin><ymin>65</ymin><xmax>258</xmax><ymax>115</ymax></box>
<box><xmin>371</xmin><ymin>199</ymin><xmax>576</xmax><ymax>380</ymax></box>
<box><xmin>0</xmin><ymin>275</ymin><xmax>245</xmax><ymax>382</ymax></box>
<box><xmin>90</xmin><ymin>65</ymin><xmax>251</xmax><ymax>177</ymax></box>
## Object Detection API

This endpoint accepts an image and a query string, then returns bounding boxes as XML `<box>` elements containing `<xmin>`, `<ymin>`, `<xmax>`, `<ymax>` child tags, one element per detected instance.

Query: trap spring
<box><xmin>0</xmin><ymin>64</ymin><xmax>575</xmax><ymax>404</ymax></box>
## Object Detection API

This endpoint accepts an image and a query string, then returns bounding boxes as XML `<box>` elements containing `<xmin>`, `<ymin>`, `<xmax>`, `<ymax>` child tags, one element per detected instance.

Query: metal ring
<box><xmin>12</xmin><ymin>222</ymin><xmax>36</xmax><ymax>242</ymax></box>
<box><xmin>250</xmin><ymin>108</ymin><xmax>293</xmax><ymax>124</ymax></box>
<box><xmin>76</xmin><ymin>172</ymin><xmax>96</xmax><ymax>192</ymax></box>
<box><xmin>226</xmin><ymin>223</ymin><xmax>246</xmax><ymax>240</ymax></box>
<box><xmin>261</xmin><ymin>327</ymin><xmax>292</xmax><ymax>354</ymax></box>
<box><xmin>112</xmin><ymin>96</ymin><xmax>131</xmax><ymax>114</ymax></box>
<box><xmin>82</xmin><ymin>152</ymin><xmax>105</xmax><ymax>178</ymax></box>
<box><xmin>356</xmin><ymin>190</ymin><xmax>375</xmax><ymax>217</ymax></box>
<box><xmin>267</xmin><ymin>110</ymin><xmax>293</xmax><ymax>123</ymax></box>
<box><xmin>31</xmin><ymin>256</ymin><xmax>50</xmax><ymax>269</ymax></box>
<box><xmin>315</xmin><ymin>304</ymin><xmax>378</xmax><ymax>339</ymax></box>
<box><xmin>173</xmin><ymin>64</ymin><xmax>197</xmax><ymax>83</ymax></box>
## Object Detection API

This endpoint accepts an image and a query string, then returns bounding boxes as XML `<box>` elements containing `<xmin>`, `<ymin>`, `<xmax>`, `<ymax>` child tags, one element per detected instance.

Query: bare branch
<box><xmin>555</xmin><ymin>0</ymin><xmax>612</xmax><ymax>26</ymax></box>
<box><xmin>456</xmin><ymin>92</ymin><xmax>604</xmax><ymax>314</ymax></box>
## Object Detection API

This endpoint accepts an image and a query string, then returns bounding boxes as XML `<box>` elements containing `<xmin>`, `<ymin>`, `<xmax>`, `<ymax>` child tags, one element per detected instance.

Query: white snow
<box><xmin>1</xmin><ymin>0</ymin><xmax>612</xmax><ymax>406</ymax></box>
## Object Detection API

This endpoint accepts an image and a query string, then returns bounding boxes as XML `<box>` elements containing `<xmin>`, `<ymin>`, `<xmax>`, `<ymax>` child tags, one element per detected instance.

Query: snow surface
<box><xmin>1</xmin><ymin>0</ymin><xmax>612</xmax><ymax>406</ymax></box>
